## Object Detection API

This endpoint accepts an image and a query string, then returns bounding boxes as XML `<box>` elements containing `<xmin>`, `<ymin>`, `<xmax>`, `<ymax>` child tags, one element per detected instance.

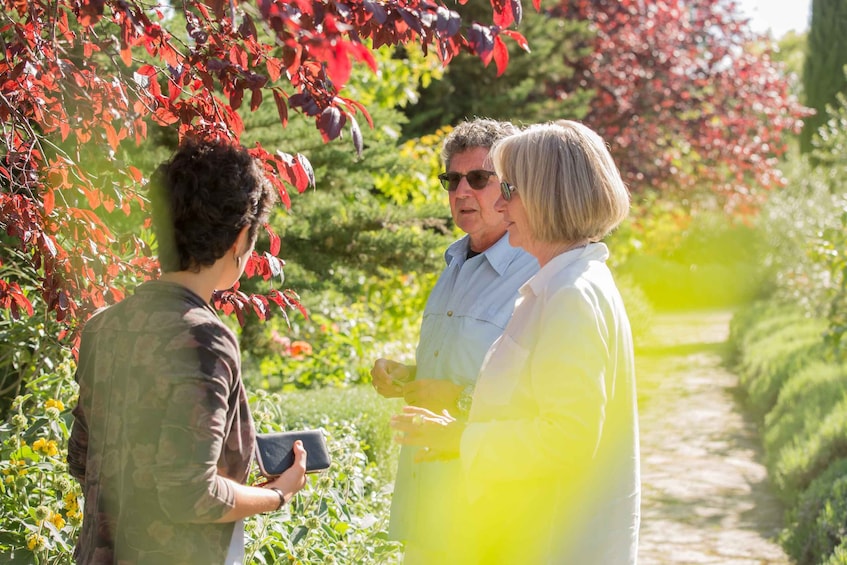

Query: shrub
<box><xmin>241</xmin><ymin>268</ymin><xmax>434</xmax><ymax>391</ymax></box>
<box><xmin>782</xmin><ymin>458</ymin><xmax>847</xmax><ymax>565</ymax></box>
<box><xmin>0</xmin><ymin>352</ymin><xmax>80</xmax><ymax>564</ymax></box>
<box><xmin>825</xmin><ymin>541</ymin><xmax>847</xmax><ymax>565</ymax></box>
<box><xmin>614</xmin><ymin>208</ymin><xmax>769</xmax><ymax>311</ymax></box>
<box><xmin>615</xmin><ymin>273</ymin><xmax>654</xmax><ymax>349</ymax></box>
<box><xmin>247</xmin><ymin>387</ymin><xmax>404</xmax><ymax>563</ymax></box>
<box><xmin>0</xmin><ymin>347</ymin><xmax>404</xmax><ymax>563</ymax></box>
<box><xmin>733</xmin><ymin>302</ymin><xmax>847</xmax><ymax>563</ymax></box>
<box><xmin>732</xmin><ymin>307</ymin><xmax>828</xmax><ymax>420</ymax></box>
<box><xmin>250</xmin><ymin>386</ymin><xmax>403</xmax><ymax>483</ymax></box>
<box><xmin>772</xmin><ymin>396</ymin><xmax>847</xmax><ymax>504</ymax></box>
<box><xmin>764</xmin><ymin>361</ymin><xmax>847</xmax><ymax>472</ymax></box>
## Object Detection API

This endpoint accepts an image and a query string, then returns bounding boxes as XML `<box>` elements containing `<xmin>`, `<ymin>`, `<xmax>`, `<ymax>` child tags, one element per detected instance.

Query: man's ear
<box><xmin>232</xmin><ymin>225</ymin><xmax>252</xmax><ymax>257</ymax></box>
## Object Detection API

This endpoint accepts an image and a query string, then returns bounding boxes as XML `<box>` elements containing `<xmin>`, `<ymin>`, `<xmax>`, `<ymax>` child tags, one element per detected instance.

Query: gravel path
<box><xmin>636</xmin><ymin>310</ymin><xmax>789</xmax><ymax>564</ymax></box>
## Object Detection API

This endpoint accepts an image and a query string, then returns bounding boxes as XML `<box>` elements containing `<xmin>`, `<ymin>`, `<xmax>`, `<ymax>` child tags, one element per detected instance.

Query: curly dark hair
<box><xmin>441</xmin><ymin>118</ymin><xmax>519</xmax><ymax>169</ymax></box>
<box><xmin>148</xmin><ymin>139</ymin><xmax>277</xmax><ymax>273</ymax></box>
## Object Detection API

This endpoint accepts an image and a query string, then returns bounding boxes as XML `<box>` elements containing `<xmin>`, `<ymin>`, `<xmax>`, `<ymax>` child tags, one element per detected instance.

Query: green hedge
<box><xmin>731</xmin><ymin>301</ymin><xmax>847</xmax><ymax>565</ymax></box>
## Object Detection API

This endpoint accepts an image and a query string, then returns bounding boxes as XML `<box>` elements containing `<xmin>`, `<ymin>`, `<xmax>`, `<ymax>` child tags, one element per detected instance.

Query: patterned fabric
<box><xmin>388</xmin><ymin>233</ymin><xmax>538</xmax><ymax>554</ymax></box>
<box><xmin>67</xmin><ymin>281</ymin><xmax>255</xmax><ymax>564</ymax></box>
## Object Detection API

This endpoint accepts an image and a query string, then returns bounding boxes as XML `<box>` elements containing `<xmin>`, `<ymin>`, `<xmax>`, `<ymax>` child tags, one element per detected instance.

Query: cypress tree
<box><xmin>801</xmin><ymin>0</ymin><xmax>847</xmax><ymax>153</ymax></box>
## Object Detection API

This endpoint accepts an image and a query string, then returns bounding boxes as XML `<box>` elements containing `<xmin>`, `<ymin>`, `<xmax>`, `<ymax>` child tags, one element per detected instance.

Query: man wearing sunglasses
<box><xmin>370</xmin><ymin>118</ymin><xmax>538</xmax><ymax>563</ymax></box>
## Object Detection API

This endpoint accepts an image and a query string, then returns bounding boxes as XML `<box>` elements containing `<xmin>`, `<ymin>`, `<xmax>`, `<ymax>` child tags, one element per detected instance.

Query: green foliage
<box><xmin>732</xmin><ymin>305</ymin><xmax>828</xmax><ymax>420</ymax></box>
<box><xmin>0</xmin><ymin>352</ymin><xmax>80</xmax><ymax>564</ymax></box>
<box><xmin>0</xmin><ymin>341</ymin><xmax>406</xmax><ymax>564</ymax></box>
<box><xmin>250</xmin><ymin>386</ymin><xmax>403</xmax><ymax>483</ymax></box>
<box><xmin>611</xmin><ymin>201</ymin><xmax>769</xmax><ymax>311</ymax></box>
<box><xmin>732</xmin><ymin>301</ymin><xmax>847</xmax><ymax>563</ymax></box>
<box><xmin>245</xmin><ymin>389</ymin><xmax>404</xmax><ymax>564</ymax></box>
<box><xmin>782</xmin><ymin>458</ymin><xmax>847</xmax><ymax>565</ymax></box>
<box><xmin>237</xmin><ymin>46</ymin><xmax>453</xmax><ymax>306</ymax></box>
<box><xmin>826</xmin><ymin>543</ymin><xmax>847</xmax><ymax>565</ymax></box>
<box><xmin>801</xmin><ymin>0</ymin><xmax>847</xmax><ymax>152</ymax></box>
<box><xmin>773</xmin><ymin>30</ymin><xmax>808</xmax><ymax>97</ymax></box>
<box><xmin>764</xmin><ymin>361</ymin><xmax>847</xmax><ymax>471</ymax></box>
<box><xmin>402</xmin><ymin>8</ymin><xmax>594</xmax><ymax>135</ymax></box>
<box><xmin>241</xmin><ymin>267</ymin><xmax>436</xmax><ymax>391</ymax></box>
<box><xmin>612</xmin><ymin>272</ymin><xmax>654</xmax><ymax>349</ymax></box>
<box><xmin>754</xmin><ymin>93</ymin><xmax>847</xmax><ymax>359</ymax></box>
<box><xmin>371</xmin><ymin>127</ymin><xmax>447</xmax><ymax>206</ymax></box>
<box><xmin>772</xmin><ymin>395</ymin><xmax>847</xmax><ymax>504</ymax></box>
<box><xmin>0</xmin><ymin>276</ymin><xmax>69</xmax><ymax>417</ymax></box>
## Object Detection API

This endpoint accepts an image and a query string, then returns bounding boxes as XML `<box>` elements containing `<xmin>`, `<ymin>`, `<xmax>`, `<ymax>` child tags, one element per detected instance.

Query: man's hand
<box><xmin>267</xmin><ymin>440</ymin><xmax>308</xmax><ymax>505</ymax></box>
<box><xmin>370</xmin><ymin>358</ymin><xmax>413</xmax><ymax>399</ymax></box>
<box><xmin>402</xmin><ymin>379</ymin><xmax>463</xmax><ymax>413</ymax></box>
<box><xmin>391</xmin><ymin>406</ymin><xmax>463</xmax><ymax>462</ymax></box>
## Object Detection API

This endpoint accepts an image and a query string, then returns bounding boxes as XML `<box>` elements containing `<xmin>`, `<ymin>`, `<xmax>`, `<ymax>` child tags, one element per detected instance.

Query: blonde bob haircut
<box><xmin>490</xmin><ymin>120</ymin><xmax>630</xmax><ymax>244</ymax></box>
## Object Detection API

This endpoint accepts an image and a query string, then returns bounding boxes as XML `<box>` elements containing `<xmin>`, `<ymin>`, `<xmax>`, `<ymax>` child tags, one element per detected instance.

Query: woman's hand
<box><xmin>401</xmin><ymin>379</ymin><xmax>463</xmax><ymax>413</ymax></box>
<box><xmin>371</xmin><ymin>358</ymin><xmax>412</xmax><ymax>398</ymax></box>
<box><xmin>391</xmin><ymin>406</ymin><xmax>464</xmax><ymax>462</ymax></box>
<box><xmin>266</xmin><ymin>440</ymin><xmax>308</xmax><ymax>505</ymax></box>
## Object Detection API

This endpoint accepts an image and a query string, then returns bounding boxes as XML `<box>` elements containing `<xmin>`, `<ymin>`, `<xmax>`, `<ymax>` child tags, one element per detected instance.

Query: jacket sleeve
<box><xmin>152</xmin><ymin>333</ymin><xmax>240</xmax><ymax>524</ymax></box>
<box><xmin>461</xmin><ymin>286</ymin><xmax>610</xmax><ymax>488</ymax></box>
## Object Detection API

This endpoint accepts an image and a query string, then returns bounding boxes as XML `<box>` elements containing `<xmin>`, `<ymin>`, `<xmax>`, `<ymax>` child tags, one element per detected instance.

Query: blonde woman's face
<box><xmin>494</xmin><ymin>187</ymin><xmax>531</xmax><ymax>252</ymax></box>
<box><xmin>447</xmin><ymin>147</ymin><xmax>508</xmax><ymax>252</ymax></box>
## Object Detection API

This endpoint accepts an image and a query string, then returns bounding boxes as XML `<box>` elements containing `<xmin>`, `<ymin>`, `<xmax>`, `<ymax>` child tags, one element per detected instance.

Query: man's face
<box><xmin>447</xmin><ymin>147</ymin><xmax>507</xmax><ymax>252</ymax></box>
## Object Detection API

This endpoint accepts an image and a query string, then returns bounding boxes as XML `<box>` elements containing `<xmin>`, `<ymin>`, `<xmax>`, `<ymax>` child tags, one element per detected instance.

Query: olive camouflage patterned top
<box><xmin>67</xmin><ymin>281</ymin><xmax>255</xmax><ymax>564</ymax></box>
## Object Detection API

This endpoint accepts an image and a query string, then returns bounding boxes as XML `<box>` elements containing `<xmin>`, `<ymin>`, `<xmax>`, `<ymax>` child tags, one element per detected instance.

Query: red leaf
<box><xmin>266</xmin><ymin>224</ymin><xmax>281</xmax><ymax>255</ymax></box>
<box><xmin>326</xmin><ymin>43</ymin><xmax>353</xmax><ymax>87</ymax></box>
<box><xmin>467</xmin><ymin>24</ymin><xmax>495</xmax><ymax>64</ymax></box>
<box><xmin>501</xmin><ymin>30</ymin><xmax>530</xmax><ymax>52</ymax></box>
<box><xmin>43</xmin><ymin>187</ymin><xmax>55</xmax><ymax>215</ymax></box>
<box><xmin>272</xmin><ymin>89</ymin><xmax>288</xmax><ymax>127</ymax></box>
<box><xmin>120</xmin><ymin>46</ymin><xmax>132</xmax><ymax>67</ymax></box>
<box><xmin>265</xmin><ymin>253</ymin><xmax>283</xmax><ymax>280</ymax></box>
<box><xmin>128</xmin><ymin>166</ymin><xmax>143</xmax><ymax>182</ymax></box>
<box><xmin>267</xmin><ymin>58</ymin><xmax>282</xmax><ymax>82</ymax></box>
<box><xmin>491</xmin><ymin>0</ymin><xmax>513</xmax><ymax>28</ymax></box>
<box><xmin>250</xmin><ymin>88</ymin><xmax>262</xmax><ymax>111</ymax></box>
<box><xmin>295</xmin><ymin>154</ymin><xmax>315</xmax><ymax>190</ymax></box>
<box><xmin>229</xmin><ymin>86</ymin><xmax>244</xmax><ymax>110</ymax></box>
<box><xmin>318</xmin><ymin>106</ymin><xmax>345</xmax><ymax>142</ymax></box>
<box><xmin>492</xmin><ymin>36</ymin><xmax>509</xmax><ymax>76</ymax></box>
<box><xmin>250</xmin><ymin>294</ymin><xmax>269</xmax><ymax>319</ymax></box>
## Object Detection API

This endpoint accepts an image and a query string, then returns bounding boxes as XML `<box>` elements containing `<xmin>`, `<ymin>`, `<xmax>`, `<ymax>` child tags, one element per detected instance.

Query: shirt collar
<box><xmin>522</xmin><ymin>242</ymin><xmax>610</xmax><ymax>297</ymax></box>
<box><xmin>445</xmin><ymin>234</ymin><xmax>530</xmax><ymax>276</ymax></box>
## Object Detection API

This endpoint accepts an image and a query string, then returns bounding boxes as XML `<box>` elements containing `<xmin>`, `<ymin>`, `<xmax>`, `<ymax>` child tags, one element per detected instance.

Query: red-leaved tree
<box><xmin>546</xmin><ymin>0</ymin><xmax>811</xmax><ymax>215</ymax></box>
<box><xmin>0</xmin><ymin>0</ymin><xmax>530</xmax><ymax>350</ymax></box>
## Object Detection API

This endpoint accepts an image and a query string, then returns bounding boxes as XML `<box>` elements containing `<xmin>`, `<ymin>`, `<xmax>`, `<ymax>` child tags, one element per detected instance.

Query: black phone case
<box><xmin>255</xmin><ymin>430</ymin><xmax>331</xmax><ymax>476</ymax></box>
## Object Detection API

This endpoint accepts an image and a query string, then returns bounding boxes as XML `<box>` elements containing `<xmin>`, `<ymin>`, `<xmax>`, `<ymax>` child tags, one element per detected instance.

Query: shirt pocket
<box><xmin>474</xmin><ymin>333</ymin><xmax>530</xmax><ymax>407</ymax></box>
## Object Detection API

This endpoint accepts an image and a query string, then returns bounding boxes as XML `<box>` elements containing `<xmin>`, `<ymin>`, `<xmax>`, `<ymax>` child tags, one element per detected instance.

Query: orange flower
<box><xmin>289</xmin><ymin>341</ymin><xmax>313</xmax><ymax>358</ymax></box>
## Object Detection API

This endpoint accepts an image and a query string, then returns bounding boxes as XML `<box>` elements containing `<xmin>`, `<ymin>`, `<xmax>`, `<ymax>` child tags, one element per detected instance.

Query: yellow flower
<box><xmin>45</xmin><ymin>398</ymin><xmax>65</xmax><ymax>411</ymax></box>
<box><xmin>26</xmin><ymin>533</ymin><xmax>44</xmax><ymax>551</ymax></box>
<box><xmin>50</xmin><ymin>513</ymin><xmax>66</xmax><ymax>530</ymax></box>
<box><xmin>63</xmin><ymin>492</ymin><xmax>78</xmax><ymax>510</ymax></box>
<box><xmin>32</xmin><ymin>438</ymin><xmax>59</xmax><ymax>457</ymax></box>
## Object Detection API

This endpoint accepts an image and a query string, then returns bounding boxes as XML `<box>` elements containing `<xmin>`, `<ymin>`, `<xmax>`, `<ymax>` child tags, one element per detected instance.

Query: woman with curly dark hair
<box><xmin>67</xmin><ymin>139</ymin><xmax>308</xmax><ymax>564</ymax></box>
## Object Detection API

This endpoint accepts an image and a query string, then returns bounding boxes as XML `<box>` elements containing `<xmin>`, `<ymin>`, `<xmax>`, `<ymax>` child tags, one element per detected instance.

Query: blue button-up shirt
<box><xmin>389</xmin><ymin>233</ymin><xmax>538</xmax><ymax>553</ymax></box>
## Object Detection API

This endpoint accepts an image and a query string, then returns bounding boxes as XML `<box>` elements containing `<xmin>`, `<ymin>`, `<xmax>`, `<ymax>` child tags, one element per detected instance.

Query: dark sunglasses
<box><xmin>500</xmin><ymin>181</ymin><xmax>516</xmax><ymax>201</ymax></box>
<box><xmin>437</xmin><ymin>169</ymin><xmax>497</xmax><ymax>191</ymax></box>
